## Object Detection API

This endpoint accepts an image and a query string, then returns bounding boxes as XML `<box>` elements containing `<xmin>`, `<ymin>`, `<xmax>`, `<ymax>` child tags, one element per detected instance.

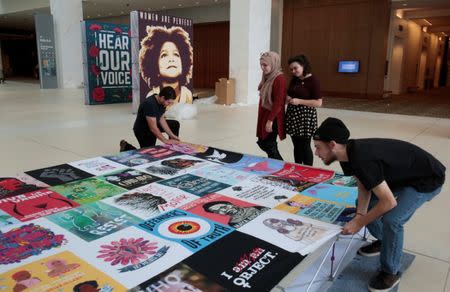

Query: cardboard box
<box><xmin>215</xmin><ymin>78</ymin><xmax>235</xmax><ymax>105</ymax></box>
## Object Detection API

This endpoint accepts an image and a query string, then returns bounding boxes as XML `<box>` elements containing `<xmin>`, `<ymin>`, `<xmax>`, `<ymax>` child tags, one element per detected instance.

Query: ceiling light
<box><xmin>178</xmin><ymin>4</ymin><xmax>182</xmax><ymax>6</ymax></box>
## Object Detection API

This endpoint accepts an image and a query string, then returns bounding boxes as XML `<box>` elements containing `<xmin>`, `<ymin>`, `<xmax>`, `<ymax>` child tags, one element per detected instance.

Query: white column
<box><xmin>50</xmin><ymin>0</ymin><xmax>83</xmax><ymax>88</ymax></box>
<box><xmin>229</xmin><ymin>0</ymin><xmax>272</xmax><ymax>104</ymax></box>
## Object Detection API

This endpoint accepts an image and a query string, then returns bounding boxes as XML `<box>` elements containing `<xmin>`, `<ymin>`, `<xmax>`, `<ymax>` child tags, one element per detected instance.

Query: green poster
<box><xmin>50</xmin><ymin>177</ymin><xmax>126</xmax><ymax>205</ymax></box>
<box><xmin>47</xmin><ymin>201</ymin><xmax>141</xmax><ymax>241</ymax></box>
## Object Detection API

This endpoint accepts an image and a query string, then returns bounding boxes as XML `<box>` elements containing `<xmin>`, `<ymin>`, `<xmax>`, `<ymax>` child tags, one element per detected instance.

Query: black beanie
<box><xmin>313</xmin><ymin>117</ymin><xmax>350</xmax><ymax>144</ymax></box>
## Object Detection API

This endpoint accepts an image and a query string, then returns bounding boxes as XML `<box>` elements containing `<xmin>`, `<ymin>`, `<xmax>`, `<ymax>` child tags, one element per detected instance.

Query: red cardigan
<box><xmin>256</xmin><ymin>74</ymin><xmax>287</xmax><ymax>140</ymax></box>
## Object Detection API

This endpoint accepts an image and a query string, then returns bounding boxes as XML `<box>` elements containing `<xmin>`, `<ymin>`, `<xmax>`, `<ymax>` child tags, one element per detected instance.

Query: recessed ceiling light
<box><xmin>178</xmin><ymin>3</ymin><xmax>182</xmax><ymax>6</ymax></box>
<box><xmin>196</xmin><ymin>1</ymin><xmax>200</xmax><ymax>4</ymax></box>
<box><xmin>162</xmin><ymin>6</ymin><xmax>166</xmax><ymax>9</ymax></box>
<box><xmin>402</xmin><ymin>3</ymin><xmax>407</xmax><ymax>6</ymax></box>
<box><xmin>97</xmin><ymin>14</ymin><xmax>101</xmax><ymax>16</ymax></box>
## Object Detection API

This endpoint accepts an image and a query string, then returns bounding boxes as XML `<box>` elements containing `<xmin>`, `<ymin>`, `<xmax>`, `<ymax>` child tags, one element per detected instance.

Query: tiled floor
<box><xmin>1</xmin><ymin>80</ymin><xmax>449</xmax><ymax>291</ymax></box>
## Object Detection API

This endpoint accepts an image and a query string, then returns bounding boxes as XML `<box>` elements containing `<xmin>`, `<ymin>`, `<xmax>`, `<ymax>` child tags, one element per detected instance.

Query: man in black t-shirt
<box><xmin>312</xmin><ymin>117</ymin><xmax>445</xmax><ymax>292</ymax></box>
<box><xmin>132</xmin><ymin>86</ymin><xmax>181</xmax><ymax>148</ymax></box>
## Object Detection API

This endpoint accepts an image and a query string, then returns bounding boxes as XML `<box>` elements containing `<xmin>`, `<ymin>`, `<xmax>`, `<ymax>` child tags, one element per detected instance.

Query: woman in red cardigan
<box><xmin>256</xmin><ymin>51</ymin><xmax>286</xmax><ymax>160</ymax></box>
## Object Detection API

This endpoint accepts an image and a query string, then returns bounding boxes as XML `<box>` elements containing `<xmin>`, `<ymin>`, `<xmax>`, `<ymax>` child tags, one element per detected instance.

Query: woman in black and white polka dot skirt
<box><xmin>285</xmin><ymin>55</ymin><xmax>322</xmax><ymax>166</ymax></box>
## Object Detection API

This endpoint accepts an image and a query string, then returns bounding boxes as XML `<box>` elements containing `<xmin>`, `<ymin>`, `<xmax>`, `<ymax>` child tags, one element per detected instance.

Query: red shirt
<box><xmin>256</xmin><ymin>74</ymin><xmax>286</xmax><ymax>140</ymax></box>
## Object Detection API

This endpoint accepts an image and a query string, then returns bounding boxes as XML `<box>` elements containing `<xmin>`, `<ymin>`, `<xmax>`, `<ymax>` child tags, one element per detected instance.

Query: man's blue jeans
<box><xmin>366</xmin><ymin>185</ymin><xmax>442</xmax><ymax>274</ymax></box>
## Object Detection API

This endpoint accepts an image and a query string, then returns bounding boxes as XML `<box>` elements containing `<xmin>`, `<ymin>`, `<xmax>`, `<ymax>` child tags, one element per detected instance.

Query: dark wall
<box><xmin>193</xmin><ymin>21</ymin><xmax>229</xmax><ymax>88</ymax></box>
<box><xmin>1</xmin><ymin>39</ymin><xmax>38</xmax><ymax>78</ymax></box>
<box><xmin>282</xmin><ymin>0</ymin><xmax>390</xmax><ymax>98</ymax></box>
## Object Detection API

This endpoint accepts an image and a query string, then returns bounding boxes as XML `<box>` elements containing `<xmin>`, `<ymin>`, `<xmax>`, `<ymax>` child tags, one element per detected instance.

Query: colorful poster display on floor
<box><xmin>81</xmin><ymin>20</ymin><xmax>131</xmax><ymax>105</ymax></box>
<box><xmin>1</xmin><ymin>142</ymin><xmax>358</xmax><ymax>291</ymax></box>
<box><xmin>130</xmin><ymin>11</ymin><xmax>194</xmax><ymax>113</ymax></box>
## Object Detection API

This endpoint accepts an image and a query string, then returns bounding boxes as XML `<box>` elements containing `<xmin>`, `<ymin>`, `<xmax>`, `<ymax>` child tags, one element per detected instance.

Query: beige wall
<box><xmin>385</xmin><ymin>10</ymin><xmax>444</xmax><ymax>93</ymax></box>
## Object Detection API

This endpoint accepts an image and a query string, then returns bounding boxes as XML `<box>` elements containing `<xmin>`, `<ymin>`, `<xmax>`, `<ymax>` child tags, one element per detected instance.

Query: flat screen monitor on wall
<box><xmin>338</xmin><ymin>61</ymin><xmax>360</xmax><ymax>73</ymax></box>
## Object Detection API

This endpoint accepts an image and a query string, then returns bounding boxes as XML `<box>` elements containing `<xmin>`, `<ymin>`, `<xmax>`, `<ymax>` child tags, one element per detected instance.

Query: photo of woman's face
<box><xmin>158</xmin><ymin>41</ymin><xmax>182</xmax><ymax>78</ymax></box>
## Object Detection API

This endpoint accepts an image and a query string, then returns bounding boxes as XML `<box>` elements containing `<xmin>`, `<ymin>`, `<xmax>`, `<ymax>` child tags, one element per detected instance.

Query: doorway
<box><xmin>390</xmin><ymin>36</ymin><xmax>404</xmax><ymax>94</ymax></box>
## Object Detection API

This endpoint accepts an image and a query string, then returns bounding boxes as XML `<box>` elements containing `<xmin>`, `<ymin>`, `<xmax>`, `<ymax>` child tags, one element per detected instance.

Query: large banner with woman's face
<box><xmin>82</xmin><ymin>21</ymin><xmax>132</xmax><ymax>105</ymax></box>
<box><xmin>131</xmin><ymin>11</ymin><xmax>194</xmax><ymax>113</ymax></box>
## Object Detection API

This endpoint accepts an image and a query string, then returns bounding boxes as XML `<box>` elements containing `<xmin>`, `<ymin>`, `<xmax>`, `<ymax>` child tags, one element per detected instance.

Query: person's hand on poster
<box><xmin>169</xmin><ymin>134</ymin><xmax>180</xmax><ymax>141</ymax></box>
<box><xmin>265</xmin><ymin>120</ymin><xmax>273</xmax><ymax>133</ymax></box>
<box><xmin>164</xmin><ymin>139</ymin><xmax>180</xmax><ymax>145</ymax></box>
<box><xmin>341</xmin><ymin>215</ymin><xmax>365</xmax><ymax>235</ymax></box>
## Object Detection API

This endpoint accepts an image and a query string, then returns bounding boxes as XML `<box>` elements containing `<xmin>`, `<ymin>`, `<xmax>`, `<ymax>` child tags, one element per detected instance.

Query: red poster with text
<box><xmin>272</xmin><ymin>163</ymin><xmax>335</xmax><ymax>184</ymax></box>
<box><xmin>0</xmin><ymin>189</ymin><xmax>79</xmax><ymax>221</ymax></box>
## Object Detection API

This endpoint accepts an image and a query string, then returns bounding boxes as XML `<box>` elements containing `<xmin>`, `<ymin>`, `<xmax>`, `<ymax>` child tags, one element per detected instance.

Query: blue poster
<box><xmin>224</xmin><ymin>155</ymin><xmax>285</xmax><ymax>175</ymax></box>
<box><xmin>301</xmin><ymin>184</ymin><xmax>357</xmax><ymax>207</ymax></box>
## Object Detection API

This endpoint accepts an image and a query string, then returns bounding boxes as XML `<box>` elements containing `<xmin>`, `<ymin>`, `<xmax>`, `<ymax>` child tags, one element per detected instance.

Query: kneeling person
<box><xmin>133</xmin><ymin>86</ymin><xmax>181</xmax><ymax>147</ymax></box>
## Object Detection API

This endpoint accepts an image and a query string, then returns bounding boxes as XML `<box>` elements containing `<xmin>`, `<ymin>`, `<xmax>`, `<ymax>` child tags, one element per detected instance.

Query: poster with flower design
<box><xmin>80</xmin><ymin>226</ymin><xmax>191</xmax><ymax>289</ymax></box>
<box><xmin>0</xmin><ymin>251</ymin><xmax>126</xmax><ymax>291</ymax></box>
<box><xmin>82</xmin><ymin>20</ymin><xmax>131</xmax><ymax>105</ymax></box>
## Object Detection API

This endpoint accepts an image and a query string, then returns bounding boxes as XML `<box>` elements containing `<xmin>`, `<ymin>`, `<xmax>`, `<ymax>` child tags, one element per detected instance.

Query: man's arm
<box><xmin>159</xmin><ymin>116</ymin><xmax>179</xmax><ymax>141</ymax></box>
<box><xmin>289</xmin><ymin>98</ymin><xmax>322</xmax><ymax>107</ymax></box>
<box><xmin>146</xmin><ymin>116</ymin><xmax>170</xmax><ymax>143</ymax></box>
<box><xmin>342</xmin><ymin>180</ymin><xmax>397</xmax><ymax>235</ymax></box>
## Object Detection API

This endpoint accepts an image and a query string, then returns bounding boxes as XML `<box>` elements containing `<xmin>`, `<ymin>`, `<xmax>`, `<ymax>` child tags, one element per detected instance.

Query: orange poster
<box><xmin>0</xmin><ymin>250</ymin><xmax>125</xmax><ymax>291</ymax></box>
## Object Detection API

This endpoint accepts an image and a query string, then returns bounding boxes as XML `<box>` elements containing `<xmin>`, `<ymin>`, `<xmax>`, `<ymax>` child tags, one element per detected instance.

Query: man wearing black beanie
<box><xmin>313</xmin><ymin>117</ymin><xmax>445</xmax><ymax>292</ymax></box>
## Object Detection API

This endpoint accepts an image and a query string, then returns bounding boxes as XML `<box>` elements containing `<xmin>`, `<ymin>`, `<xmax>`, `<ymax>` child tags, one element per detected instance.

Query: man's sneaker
<box><xmin>368</xmin><ymin>270</ymin><xmax>401</xmax><ymax>292</ymax></box>
<box><xmin>358</xmin><ymin>240</ymin><xmax>381</xmax><ymax>257</ymax></box>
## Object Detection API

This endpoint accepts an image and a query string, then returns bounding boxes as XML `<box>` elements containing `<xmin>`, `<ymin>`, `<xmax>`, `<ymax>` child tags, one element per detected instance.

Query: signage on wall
<box><xmin>34</xmin><ymin>13</ymin><xmax>58</xmax><ymax>89</ymax></box>
<box><xmin>81</xmin><ymin>21</ymin><xmax>132</xmax><ymax>105</ymax></box>
<box><xmin>337</xmin><ymin>60</ymin><xmax>360</xmax><ymax>73</ymax></box>
<box><xmin>130</xmin><ymin>11</ymin><xmax>194</xmax><ymax>113</ymax></box>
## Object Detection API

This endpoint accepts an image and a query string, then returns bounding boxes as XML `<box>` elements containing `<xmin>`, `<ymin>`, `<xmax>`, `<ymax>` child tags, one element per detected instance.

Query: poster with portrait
<box><xmin>131</xmin><ymin>11</ymin><xmax>194</xmax><ymax>113</ymax></box>
<box><xmin>238</xmin><ymin>209</ymin><xmax>341</xmax><ymax>255</ymax></box>
<box><xmin>130</xmin><ymin>262</ymin><xmax>229</xmax><ymax>292</ymax></box>
<box><xmin>102</xmin><ymin>183</ymin><xmax>198</xmax><ymax>220</ymax></box>
<box><xmin>82</xmin><ymin>20</ymin><xmax>131</xmax><ymax>105</ymax></box>
<box><xmin>180</xmin><ymin>193</ymin><xmax>269</xmax><ymax>229</ymax></box>
<box><xmin>0</xmin><ymin>251</ymin><xmax>126</xmax><ymax>291</ymax></box>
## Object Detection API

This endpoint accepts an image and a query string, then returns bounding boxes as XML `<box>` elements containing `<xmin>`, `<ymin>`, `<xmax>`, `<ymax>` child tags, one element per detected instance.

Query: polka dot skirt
<box><xmin>285</xmin><ymin>104</ymin><xmax>318</xmax><ymax>137</ymax></box>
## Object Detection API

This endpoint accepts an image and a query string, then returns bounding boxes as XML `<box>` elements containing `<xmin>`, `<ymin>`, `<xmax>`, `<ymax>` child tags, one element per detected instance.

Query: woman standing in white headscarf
<box><xmin>256</xmin><ymin>51</ymin><xmax>287</xmax><ymax>160</ymax></box>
